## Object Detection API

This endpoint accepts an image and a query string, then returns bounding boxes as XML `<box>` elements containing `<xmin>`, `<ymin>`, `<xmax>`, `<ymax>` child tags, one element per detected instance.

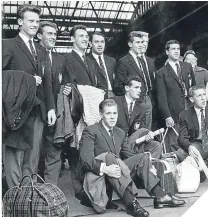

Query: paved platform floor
<box><xmin>58</xmin><ymin>167</ymin><xmax>208</xmax><ymax>217</ymax></box>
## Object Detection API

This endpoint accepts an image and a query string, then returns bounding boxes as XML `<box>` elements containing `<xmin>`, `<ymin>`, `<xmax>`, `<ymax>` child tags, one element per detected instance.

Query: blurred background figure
<box><xmin>184</xmin><ymin>50</ymin><xmax>208</xmax><ymax>98</ymax></box>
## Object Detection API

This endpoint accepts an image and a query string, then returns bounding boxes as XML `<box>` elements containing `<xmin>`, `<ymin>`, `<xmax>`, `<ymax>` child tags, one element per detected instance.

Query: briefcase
<box><xmin>3</xmin><ymin>174</ymin><xmax>69</xmax><ymax>217</ymax></box>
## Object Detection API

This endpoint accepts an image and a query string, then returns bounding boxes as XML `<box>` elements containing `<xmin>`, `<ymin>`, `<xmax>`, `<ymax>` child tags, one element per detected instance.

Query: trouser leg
<box><xmin>144</xmin><ymin>140</ymin><xmax>163</xmax><ymax>159</ymax></box>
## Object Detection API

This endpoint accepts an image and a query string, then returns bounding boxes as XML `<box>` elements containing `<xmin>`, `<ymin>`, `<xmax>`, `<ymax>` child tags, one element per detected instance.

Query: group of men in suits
<box><xmin>3</xmin><ymin>3</ymin><xmax>208</xmax><ymax>217</ymax></box>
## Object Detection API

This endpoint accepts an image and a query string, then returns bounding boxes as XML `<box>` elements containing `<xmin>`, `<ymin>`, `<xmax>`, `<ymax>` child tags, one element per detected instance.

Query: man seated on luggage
<box><xmin>77</xmin><ymin>98</ymin><xmax>185</xmax><ymax>217</ymax></box>
<box><xmin>178</xmin><ymin>85</ymin><xmax>208</xmax><ymax>180</ymax></box>
<box><xmin>113</xmin><ymin>75</ymin><xmax>162</xmax><ymax>159</ymax></box>
<box><xmin>178</xmin><ymin>85</ymin><xmax>208</xmax><ymax>160</ymax></box>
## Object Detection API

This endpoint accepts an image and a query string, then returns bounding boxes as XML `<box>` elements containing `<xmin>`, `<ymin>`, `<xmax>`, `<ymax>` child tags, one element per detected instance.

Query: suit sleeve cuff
<box><xmin>99</xmin><ymin>163</ymin><xmax>106</xmax><ymax>176</ymax></box>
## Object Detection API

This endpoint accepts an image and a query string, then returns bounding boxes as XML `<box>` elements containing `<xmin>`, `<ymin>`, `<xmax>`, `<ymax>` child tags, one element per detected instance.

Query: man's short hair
<box><xmin>183</xmin><ymin>50</ymin><xmax>197</xmax><ymax>61</ymax></box>
<box><xmin>128</xmin><ymin>31</ymin><xmax>143</xmax><ymax>43</ymax></box>
<box><xmin>189</xmin><ymin>85</ymin><xmax>205</xmax><ymax>97</ymax></box>
<box><xmin>70</xmin><ymin>25</ymin><xmax>87</xmax><ymax>37</ymax></box>
<box><xmin>89</xmin><ymin>31</ymin><xmax>105</xmax><ymax>42</ymax></box>
<box><xmin>17</xmin><ymin>4</ymin><xmax>41</xmax><ymax>19</ymax></box>
<box><xmin>37</xmin><ymin>21</ymin><xmax>57</xmax><ymax>34</ymax></box>
<box><xmin>165</xmin><ymin>40</ymin><xmax>180</xmax><ymax>51</ymax></box>
<box><xmin>99</xmin><ymin>99</ymin><xmax>117</xmax><ymax>113</ymax></box>
<box><xmin>125</xmin><ymin>75</ymin><xmax>142</xmax><ymax>87</ymax></box>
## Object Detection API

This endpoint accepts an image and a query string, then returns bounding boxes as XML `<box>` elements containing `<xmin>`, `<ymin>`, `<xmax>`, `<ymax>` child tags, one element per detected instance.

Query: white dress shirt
<box><xmin>125</xmin><ymin>95</ymin><xmax>136</xmax><ymax>113</ymax></box>
<box><xmin>168</xmin><ymin>59</ymin><xmax>180</xmax><ymax>75</ymax></box>
<box><xmin>19</xmin><ymin>32</ymin><xmax>36</xmax><ymax>54</ymax></box>
<box><xmin>129</xmin><ymin>51</ymin><xmax>143</xmax><ymax>70</ymax></box>
<box><xmin>92</xmin><ymin>53</ymin><xmax>112</xmax><ymax>90</ymax></box>
<box><xmin>73</xmin><ymin>49</ymin><xmax>86</xmax><ymax>62</ymax></box>
<box><xmin>194</xmin><ymin>107</ymin><xmax>205</xmax><ymax>139</ymax></box>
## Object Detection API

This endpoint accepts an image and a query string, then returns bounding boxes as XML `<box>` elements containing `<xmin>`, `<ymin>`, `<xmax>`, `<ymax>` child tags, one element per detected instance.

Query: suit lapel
<box><xmin>121</xmin><ymin>96</ymin><xmax>129</xmax><ymax>122</ymax></box>
<box><xmin>104</xmin><ymin>56</ymin><xmax>113</xmax><ymax>85</ymax></box>
<box><xmin>72</xmin><ymin>50</ymin><xmax>88</xmax><ymax>72</ymax></box>
<box><xmin>15</xmin><ymin>35</ymin><xmax>37</xmax><ymax>70</ymax></box>
<box><xmin>98</xmin><ymin>122</ymin><xmax>116</xmax><ymax>153</ymax></box>
<box><xmin>127</xmin><ymin>53</ymin><xmax>145</xmax><ymax>81</ymax></box>
<box><xmin>191</xmin><ymin>107</ymin><xmax>199</xmax><ymax>134</ymax></box>
<box><xmin>129</xmin><ymin>99</ymin><xmax>140</xmax><ymax>126</ymax></box>
<box><xmin>166</xmin><ymin>63</ymin><xmax>183</xmax><ymax>88</ymax></box>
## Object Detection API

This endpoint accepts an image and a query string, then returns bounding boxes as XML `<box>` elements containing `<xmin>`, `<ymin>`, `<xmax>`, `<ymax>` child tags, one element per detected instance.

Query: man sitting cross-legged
<box><xmin>77</xmin><ymin>99</ymin><xmax>185</xmax><ymax>217</ymax></box>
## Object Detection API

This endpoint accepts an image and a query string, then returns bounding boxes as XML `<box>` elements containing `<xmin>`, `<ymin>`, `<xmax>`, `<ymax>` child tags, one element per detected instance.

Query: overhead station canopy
<box><xmin>2</xmin><ymin>1</ymin><xmax>157</xmax><ymax>53</ymax></box>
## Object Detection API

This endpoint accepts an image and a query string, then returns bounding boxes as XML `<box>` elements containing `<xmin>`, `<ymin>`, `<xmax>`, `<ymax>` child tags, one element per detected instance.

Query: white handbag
<box><xmin>175</xmin><ymin>156</ymin><xmax>200</xmax><ymax>193</ymax></box>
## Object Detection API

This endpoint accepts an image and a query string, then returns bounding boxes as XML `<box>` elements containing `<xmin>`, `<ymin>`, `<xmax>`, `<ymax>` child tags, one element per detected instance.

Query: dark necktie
<box><xmin>28</xmin><ymin>40</ymin><xmax>38</xmax><ymax>67</ymax></box>
<box><xmin>139</xmin><ymin>56</ymin><xmax>152</xmax><ymax>90</ymax></box>
<box><xmin>128</xmin><ymin>102</ymin><xmax>133</xmax><ymax>119</ymax></box>
<box><xmin>82</xmin><ymin>55</ymin><xmax>88</xmax><ymax>68</ymax></box>
<box><xmin>136</xmin><ymin>56</ymin><xmax>148</xmax><ymax>91</ymax></box>
<box><xmin>98</xmin><ymin>55</ymin><xmax>106</xmax><ymax>75</ymax></box>
<box><xmin>109</xmin><ymin>129</ymin><xmax>115</xmax><ymax>146</ymax></box>
<box><xmin>175</xmin><ymin>63</ymin><xmax>183</xmax><ymax>83</ymax></box>
<box><xmin>46</xmin><ymin>50</ymin><xmax>52</xmax><ymax>71</ymax></box>
<box><xmin>201</xmin><ymin>109</ymin><xmax>208</xmax><ymax>151</ymax></box>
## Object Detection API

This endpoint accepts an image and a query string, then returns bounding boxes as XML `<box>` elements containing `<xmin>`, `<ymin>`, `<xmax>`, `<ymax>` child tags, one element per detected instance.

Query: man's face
<box><xmin>38</xmin><ymin>26</ymin><xmax>57</xmax><ymax>49</ymax></box>
<box><xmin>142</xmin><ymin>35</ymin><xmax>149</xmax><ymax>53</ymax></box>
<box><xmin>101</xmin><ymin>105</ymin><xmax>118</xmax><ymax>129</ymax></box>
<box><xmin>91</xmin><ymin>34</ymin><xmax>105</xmax><ymax>55</ymax></box>
<box><xmin>125</xmin><ymin>80</ymin><xmax>142</xmax><ymax>100</ymax></box>
<box><xmin>166</xmin><ymin>43</ymin><xmax>180</xmax><ymax>61</ymax></box>
<box><xmin>18</xmin><ymin>11</ymin><xmax>40</xmax><ymax>37</ymax></box>
<box><xmin>129</xmin><ymin>37</ymin><xmax>144</xmax><ymax>55</ymax></box>
<box><xmin>191</xmin><ymin>88</ymin><xmax>207</xmax><ymax>109</ymax></box>
<box><xmin>184</xmin><ymin>54</ymin><xmax>197</xmax><ymax>69</ymax></box>
<box><xmin>72</xmin><ymin>29</ymin><xmax>89</xmax><ymax>51</ymax></box>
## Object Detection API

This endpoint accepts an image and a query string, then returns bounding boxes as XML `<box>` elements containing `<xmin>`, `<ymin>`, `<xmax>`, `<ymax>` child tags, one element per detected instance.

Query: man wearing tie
<box><xmin>2</xmin><ymin>4</ymin><xmax>56</xmax><ymax>188</ymax></box>
<box><xmin>77</xmin><ymin>99</ymin><xmax>185</xmax><ymax>216</ymax></box>
<box><xmin>155</xmin><ymin>40</ymin><xmax>196</xmax><ymax>153</ymax></box>
<box><xmin>114</xmin><ymin>32</ymin><xmax>153</xmax><ymax>130</ymax></box>
<box><xmin>37</xmin><ymin>21</ymin><xmax>67</xmax><ymax>185</ymax></box>
<box><xmin>89</xmin><ymin>32</ymin><xmax>116</xmax><ymax>98</ymax></box>
<box><xmin>114</xmin><ymin>75</ymin><xmax>162</xmax><ymax>159</ymax></box>
<box><xmin>178</xmin><ymin>85</ymin><xmax>208</xmax><ymax>161</ymax></box>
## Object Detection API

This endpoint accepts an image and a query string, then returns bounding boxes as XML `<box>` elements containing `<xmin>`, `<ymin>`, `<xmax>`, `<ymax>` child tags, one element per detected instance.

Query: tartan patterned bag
<box><xmin>152</xmin><ymin>159</ymin><xmax>178</xmax><ymax>195</ymax></box>
<box><xmin>3</xmin><ymin>174</ymin><xmax>69</xmax><ymax>217</ymax></box>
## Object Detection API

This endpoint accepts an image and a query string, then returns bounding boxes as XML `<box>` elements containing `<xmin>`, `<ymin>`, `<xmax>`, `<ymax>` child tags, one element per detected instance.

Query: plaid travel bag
<box><xmin>3</xmin><ymin>174</ymin><xmax>69</xmax><ymax>217</ymax></box>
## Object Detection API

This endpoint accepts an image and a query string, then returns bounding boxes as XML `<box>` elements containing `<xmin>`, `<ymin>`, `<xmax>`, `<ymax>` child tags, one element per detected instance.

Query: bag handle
<box><xmin>18</xmin><ymin>175</ymin><xmax>34</xmax><ymax>188</ymax></box>
<box><xmin>31</xmin><ymin>173</ymin><xmax>45</xmax><ymax>183</ymax></box>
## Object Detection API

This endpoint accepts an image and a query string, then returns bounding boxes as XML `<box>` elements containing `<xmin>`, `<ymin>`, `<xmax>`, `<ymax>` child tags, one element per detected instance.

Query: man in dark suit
<box><xmin>37</xmin><ymin>21</ymin><xmax>66</xmax><ymax>185</ymax></box>
<box><xmin>155</xmin><ymin>40</ymin><xmax>196</xmax><ymax>152</ymax></box>
<box><xmin>2</xmin><ymin>4</ymin><xmax>56</xmax><ymax>188</ymax></box>
<box><xmin>114</xmin><ymin>75</ymin><xmax>162</xmax><ymax>159</ymax></box>
<box><xmin>88</xmin><ymin>32</ymin><xmax>116</xmax><ymax>98</ymax></box>
<box><xmin>114</xmin><ymin>32</ymin><xmax>153</xmax><ymax>130</ymax></box>
<box><xmin>63</xmin><ymin>24</ymin><xmax>98</xmax><ymax>87</ymax></box>
<box><xmin>77</xmin><ymin>99</ymin><xmax>185</xmax><ymax>216</ymax></box>
<box><xmin>178</xmin><ymin>85</ymin><xmax>208</xmax><ymax>161</ymax></box>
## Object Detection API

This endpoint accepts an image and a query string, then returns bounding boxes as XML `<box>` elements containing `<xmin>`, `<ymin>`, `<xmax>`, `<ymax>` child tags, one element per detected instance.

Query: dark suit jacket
<box><xmin>77</xmin><ymin>122</ymin><xmax>135</xmax><ymax>182</ymax></box>
<box><xmin>2</xmin><ymin>35</ymin><xmax>55</xmax><ymax>122</ymax></box>
<box><xmin>88</xmin><ymin>54</ymin><xmax>116</xmax><ymax>92</ymax></box>
<box><xmin>51</xmin><ymin>52</ymin><xmax>65</xmax><ymax>104</ymax></box>
<box><xmin>155</xmin><ymin>61</ymin><xmax>196</xmax><ymax>123</ymax></box>
<box><xmin>113</xmin><ymin>52</ymin><xmax>155</xmax><ymax>100</ymax></box>
<box><xmin>63</xmin><ymin>50</ymin><xmax>97</xmax><ymax>86</ymax></box>
<box><xmin>113</xmin><ymin>96</ymin><xmax>146</xmax><ymax>136</ymax></box>
<box><xmin>178</xmin><ymin>106</ymin><xmax>208</xmax><ymax>151</ymax></box>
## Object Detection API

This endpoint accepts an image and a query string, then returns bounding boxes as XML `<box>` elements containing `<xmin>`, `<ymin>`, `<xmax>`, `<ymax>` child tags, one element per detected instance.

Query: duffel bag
<box><xmin>3</xmin><ymin>174</ymin><xmax>69</xmax><ymax>217</ymax></box>
<box><xmin>152</xmin><ymin>159</ymin><xmax>178</xmax><ymax>195</ymax></box>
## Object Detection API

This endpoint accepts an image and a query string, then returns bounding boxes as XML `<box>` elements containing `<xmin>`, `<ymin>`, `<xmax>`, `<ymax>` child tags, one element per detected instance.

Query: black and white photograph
<box><xmin>1</xmin><ymin>1</ymin><xmax>208</xmax><ymax>216</ymax></box>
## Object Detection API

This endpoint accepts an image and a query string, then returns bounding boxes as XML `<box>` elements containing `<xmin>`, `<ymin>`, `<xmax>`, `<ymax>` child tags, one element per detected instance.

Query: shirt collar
<box><xmin>92</xmin><ymin>52</ymin><xmax>103</xmax><ymax>60</ymax></box>
<box><xmin>19</xmin><ymin>32</ymin><xmax>34</xmax><ymax>44</ymax></box>
<box><xmin>168</xmin><ymin>59</ymin><xmax>180</xmax><ymax>68</ymax></box>
<box><xmin>194</xmin><ymin>106</ymin><xmax>205</xmax><ymax>116</ymax></box>
<box><xmin>73</xmin><ymin>48</ymin><xmax>85</xmax><ymax>59</ymax></box>
<box><xmin>125</xmin><ymin>94</ymin><xmax>136</xmax><ymax>105</ymax></box>
<box><xmin>102</xmin><ymin>120</ymin><xmax>113</xmax><ymax>133</ymax></box>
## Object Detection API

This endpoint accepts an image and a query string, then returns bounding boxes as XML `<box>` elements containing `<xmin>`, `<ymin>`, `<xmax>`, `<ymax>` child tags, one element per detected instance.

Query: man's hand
<box><xmin>63</xmin><ymin>84</ymin><xmax>72</xmax><ymax>96</ymax></box>
<box><xmin>48</xmin><ymin>109</ymin><xmax>56</xmax><ymax>126</ymax></box>
<box><xmin>145</xmin><ymin>131</ymin><xmax>154</xmax><ymax>142</ymax></box>
<box><xmin>34</xmin><ymin>75</ymin><xmax>42</xmax><ymax>86</ymax></box>
<box><xmin>166</xmin><ymin>117</ymin><xmax>175</xmax><ymax>128</ymax></box>
<box><xmin>102</xmin><ymin>164</ymin><xmax>121</xmax><ymax>178</ymax></box>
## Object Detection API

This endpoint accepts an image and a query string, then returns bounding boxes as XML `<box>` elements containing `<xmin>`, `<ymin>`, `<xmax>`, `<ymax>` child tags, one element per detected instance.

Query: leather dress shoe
<box><xmin>154</xmin><ymin>194</ymin><xmax>186</xmax><ymax>209</ymax></box>
<box><xmin>127</xmin><ymin>198</ymin><xmax>149</xmax><ymax>217</ymax></box>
